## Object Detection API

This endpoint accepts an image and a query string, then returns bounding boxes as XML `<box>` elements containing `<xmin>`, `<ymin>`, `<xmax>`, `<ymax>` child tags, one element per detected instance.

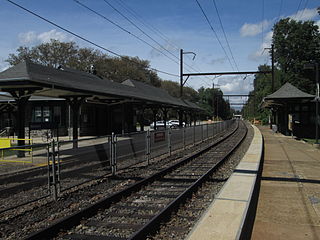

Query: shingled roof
<box><xmin>122</xmin><ymin>79</ymin><xmax>202</xmax><ymax>110</ymax></box>
<box><xmin>0</xmin><ymin>61</ymin><xmax>201</xmax><ymax>111</ymax></box>
<box><xmin>261</xmin><ymin>82</ymin><xmax>315</xmax><ymax>109</ymax></box>
<box><xmin>264</xmin><ymin>82</ymin><xmax>315</xmax><ymax>100</ymax></box>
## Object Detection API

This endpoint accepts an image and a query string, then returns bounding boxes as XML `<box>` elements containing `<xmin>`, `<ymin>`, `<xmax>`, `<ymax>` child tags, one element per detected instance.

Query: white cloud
<box><xmin>149</xmin><ymin>43</ymin><xmax>177</xmax><ymax>59</ymax></box>
<box><xmin>18</xmin><ymin>29</ymin><xmax>73</xmax><ymax>45</ymax></box>
<box><xmin>240</xmin><ymin>20</ymin><xmax>271</xmax><ymax>37</ymax></box>
<box><xmin>248</xmin><ymin>31</ymin><xmax>273</xmax><ymax>61</ymax></box>
<box><xmin>218</xmin><ymin>75</ymin><xmax>253</xmax><ymax>96</ymax></box>
<box><xmin>288</xmin><ymin>8</ymin><xmax>318</xmax><ymax>21</ymax></box>
<box><xmin>0</xmin><ymin>62</ymin><xmax>9</xmax><ymax>72</ymax></box>
<box><xmin>210</xmin><ymin>57</ymin><xmax>226</xmax><ymax>65</ymax></box>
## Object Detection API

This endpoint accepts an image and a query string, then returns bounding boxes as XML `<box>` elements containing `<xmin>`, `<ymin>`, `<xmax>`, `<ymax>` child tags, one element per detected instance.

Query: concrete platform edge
<box><xmin>186</xmin><ymin>124</ymin><xmax>263</xmax><ymax>240</ymax></box>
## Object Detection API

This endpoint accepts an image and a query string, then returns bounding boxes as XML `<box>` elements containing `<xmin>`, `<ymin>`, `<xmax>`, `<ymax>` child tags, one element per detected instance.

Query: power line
<box><xmin>115</xmin><ymin>0</ymin><xmax>180</xmax><ymax>52</ymax></box>
<box><xmin>4</xmin><ymin>0</ymin><xmax>178</xmax><ymax>77</ymax></box>
<box><xmin>194</xmin><ymin>0</ymin><xmax>235</xmax><ymax>71</ymax></box>
<box><xmin>102</xmin><ymin>0</ymin><xmax>181</xmax><ymax>63</ymax></box>
<box><xmin>295</xmin><ymin>0</ymin><xmax>304</xmax><ymax>19</ymax></box>
<box><xmin>277</xmin><ymin>0</ymin><xmax>284</xmax><ymax>21</ymax></box>
<box><xmin>261</xmin><ymin>0</ymin><xmax>265</xmax><ymax>45</ymax></box>
<box><xmin>211</xmin><ymin>0</ymin><xmax>239</xmax><ymax>72</ymax></box>
<box><xmin>72</xmin><ymin>0</ymin><xmax>179</xmax><ymax>65</ymax></box>
<box><xmin>113</xmin><ymin>0</ymin><xmax>219</xmax><ymax>83</ymax></box>
<box><xmin>299</xmin><ymin>0</ymin><xmax>310</xmax><ymax>20</ymax></box>
<box><xmin>75</xmin><ymin>0</ymin><xmax>202</xmax><ymax>79</ymax></box>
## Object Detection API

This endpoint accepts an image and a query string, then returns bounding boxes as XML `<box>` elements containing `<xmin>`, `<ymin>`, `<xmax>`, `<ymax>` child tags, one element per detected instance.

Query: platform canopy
<box><xmin>261</xmin><ymin>82</ymin><xmax>315</xmax><ymax>108</ymax></box>
<box><xmin>0</xmin><ymin>61</ymin><xmax>202</xmax><ymax>111</ymax></box>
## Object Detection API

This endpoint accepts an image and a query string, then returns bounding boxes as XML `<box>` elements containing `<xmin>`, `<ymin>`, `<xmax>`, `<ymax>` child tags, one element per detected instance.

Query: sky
<box><xmin>0</xmin><ymin>0</ymin><xmax>319</xmax><ymax>109</ymax></box>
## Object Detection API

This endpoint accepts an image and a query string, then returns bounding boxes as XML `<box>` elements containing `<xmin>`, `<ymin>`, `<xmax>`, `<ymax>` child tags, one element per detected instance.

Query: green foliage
<box><xmin>272</xmin><ymin>18</ymin><xmax>320</xmax><ymax>94</ymax></box>
<box><xmin>6</xmin><ymin>39</ymin><xmax>162</xmax><ymax>87</ymax></box>
<box><xmin>198</xmin><ymin>86</ymin><xmax>231</xmax><ymax>120</ymax></box>
<box><xmin>243</xmin><ymin>19</ymin><xmax>320</xmax><ymax>122</ymax></box>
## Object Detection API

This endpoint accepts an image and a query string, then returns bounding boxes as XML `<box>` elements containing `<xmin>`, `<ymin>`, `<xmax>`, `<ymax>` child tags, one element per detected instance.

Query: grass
<box><xmin>303</xmin><ymin>138</ymin><xmax>319</xmax><ymax>144</ymax></box>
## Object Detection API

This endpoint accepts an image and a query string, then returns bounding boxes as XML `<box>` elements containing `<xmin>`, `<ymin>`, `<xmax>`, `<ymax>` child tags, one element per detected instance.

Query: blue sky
<box><xmin>0</xmin><ymin>0</ymin><xmax>319</xmax><ymax>107</ymax></box>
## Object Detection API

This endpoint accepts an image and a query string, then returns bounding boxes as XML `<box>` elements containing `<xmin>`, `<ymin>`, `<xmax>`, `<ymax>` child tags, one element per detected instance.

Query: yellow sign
<box><xmin>0</xmin><ymin>138</ymin><xmax>11</xmax><ymax>149</ymax></box>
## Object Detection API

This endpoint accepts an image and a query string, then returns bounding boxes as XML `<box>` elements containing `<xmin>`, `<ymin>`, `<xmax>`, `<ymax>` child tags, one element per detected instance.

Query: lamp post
<box><xmin>304</xmin><ymin>62</ymin><xmax>319</xmax><ymax>144</ymax></box>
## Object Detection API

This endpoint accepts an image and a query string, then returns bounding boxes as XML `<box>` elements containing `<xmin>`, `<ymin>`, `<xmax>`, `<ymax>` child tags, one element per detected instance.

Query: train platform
<box><xmin>187</xmin><ymin>124</ymin><xmax>263</xmax><ymax>240</ymax></box>
<box><xmin>187</xmin><ymin>124</ymin><xmax>320</xmax><ymax>240</ymax></box>
<box><xmin>251</xmin><ymin>126</ymin><xmax>320</xmax><ymax>240</ymax></box>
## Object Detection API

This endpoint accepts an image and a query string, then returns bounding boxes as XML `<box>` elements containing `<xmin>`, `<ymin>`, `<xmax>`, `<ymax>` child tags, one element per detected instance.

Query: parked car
<box><xmin>150</xmin><ymin>120</ymin><xmax>167</xmax><ymax>129</ymax></box>
<box><xmin>168</xmin><ymin>120</ymin><xmax>185</xmax><ymax>128</ymax></box>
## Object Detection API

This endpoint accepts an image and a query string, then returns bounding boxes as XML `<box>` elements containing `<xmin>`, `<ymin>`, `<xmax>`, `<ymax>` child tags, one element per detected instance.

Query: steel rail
<box><xmin>130</xmin><ymin>121</ymin><xmax>247</xmax><ymax>239</ymax></box>
<box><xmin>25</xmin><ymin>120</ymin><xmax>241</xmax><ymax>240</ymax></box>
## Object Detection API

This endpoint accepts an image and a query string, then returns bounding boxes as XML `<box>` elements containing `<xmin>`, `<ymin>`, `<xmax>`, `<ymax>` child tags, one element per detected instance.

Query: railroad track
<box><xmin>26</xmin><ymin>120</ymin><xmax>247</xmax><ymax>240</ymax></box>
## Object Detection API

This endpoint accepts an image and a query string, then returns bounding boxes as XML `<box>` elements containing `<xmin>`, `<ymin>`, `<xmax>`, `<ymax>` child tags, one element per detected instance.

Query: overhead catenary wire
<box><xmin>72</xmin><ymin>0</ymin><xmax>179</xmax><ymax>65</ymax></box>
<box><xmin>194</xmin><ymin>0</ymin><xmax>235</xmax><ymax>71</ymax></box>
<box><xmin>211</xmin><ymin>0</ymin><xmax>239</xmax><ymax>72</ymax></box>
<box><xmin>261</xmin><ymin>0</ymin><xmax>265</xmax><ymax>45</ymax></box>
<box><xmin>115</xmin><ymin>0</ymin><xmax>180</xmax><ymax>52</ymax></box>
<box><xmin>295</xmin><ymin>0</ymin><xmax>304</xmax><ymax>18</ymax></box>
<box><xmin>102</xmin><ymin>0</ymin><xmax>180</xmax><ymax>63</ymax></box>
<box><xmin>299</xmin><ymin>0</ymin><xmax>310</xmax><ymax>20</ymax></box>
<box><xmin>74</xmin><ymin>0</ymin><xmax>204</xmax><ymax>80</ymax></box>
<box><xmin>4</xmin><ymin>0</ymin><xmax>178</xmax><ymax>77</ymax></box>
<box><xmin>277</xmin><ymin>0</ymin><xmax>284</xmax><ymax>21</ymax></box>
<box><xmin>113</xmin><ymin>0</ymin><xmax>221</xmax><ymax>85</ymax></box>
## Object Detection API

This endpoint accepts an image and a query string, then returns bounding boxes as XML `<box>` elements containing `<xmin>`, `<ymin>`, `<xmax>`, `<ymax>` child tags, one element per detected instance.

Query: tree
<box><xmin>272</xmin><ymin>18</ymin><xmax>320</xmax><ymax>94</ymax></box>
<box><xmin>198</xmin><ymin>86</ymin><xmax>231</xmax><ymax>120</ymax></box>
<box><xmin>160</xmin><ymin>80</ymin><xmax>199</xmax><ymax>102</ymax></box>
<box><xmin>6</xmin><ymin>39</ymin><xmax>162</xmax><ymax>87</ymax></box>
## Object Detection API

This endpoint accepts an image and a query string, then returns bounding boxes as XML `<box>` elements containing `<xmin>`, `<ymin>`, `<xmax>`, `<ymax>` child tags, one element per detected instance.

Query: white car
<box><xmin>168</xmin><ymin>120</ymin><xmax>185</xmax><ymax>128</ymax></box>
<box><xmin>150</xmin><ymin>120</ymin><xmax>167</xmax><ymax>129</ymax></box>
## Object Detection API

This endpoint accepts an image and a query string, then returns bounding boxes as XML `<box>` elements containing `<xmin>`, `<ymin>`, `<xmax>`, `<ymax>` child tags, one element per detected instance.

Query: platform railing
<box><xmin>1</xmin><ymin>120</ymin><xmax>236</xmax><ymax>206</ymax></box>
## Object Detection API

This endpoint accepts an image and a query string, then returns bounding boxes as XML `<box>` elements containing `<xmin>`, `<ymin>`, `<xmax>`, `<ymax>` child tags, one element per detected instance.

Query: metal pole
<box><xmin>183</xmin><ymin>127</ymin><xmax>186</xmax><ymax>150</ymax></box>
<box><xmin>201</xmin><ymin>124</ymin><xmax>204</xmax><ymax>142</ymax></box>
<box><xmin>271</xmin><ymin>44</ymin><xmax>275</xmax><ymax>92</ymax></box>
<box><xmin>193</xmin><ymin>124</ymin><xmax>196</xmax><ymax>146</ymax></box>
<box><xmin>111</xmin><ymin>132</ymin><xmax>115</xmax><ymax>176</ymax></box>
<box><xmin>114</xmin><ymin>135</ymin><xmax>117</xmax><ymax>174</ymax></box>
<box><xmin>168</xmin><ymin>128</ymin><xmax>172</xmax><ymax>156</ymax></box>
<box><xmin>180</xmin><ymin>49</ymin><xmax>183</xmax><ymax>98</ymax></box>
<box><xmin>179</xmin><ymin>49</ymin><xmax>184</xmax><ymax>128</ymax></box>
<box><xmin>146</xmin><ymin>130</ymin><xmax>151</xmax><ymax>165</ymax></box>
<box><xmin>316</xmin><ymin>63</ymin><xmax>319</xmax><ymax>144</ymax></box>
<box><xmin>51</xmin><ymin>140</ymin><xmax>57</xmax><ymax>201</ymax></box>
<box><xmin>57</xmin><ymin>141</ymin><xmax>61</xmax><ymax>193</ymax></box>
<box><xmin>206</xmin><ymin>123</ymin><xmax>209</xmax><ymax>139</ymax></box>
<box><xmin>47</xmin><ymin>144</ymin><xmax>51</xmax><ymax>194</ymax></box>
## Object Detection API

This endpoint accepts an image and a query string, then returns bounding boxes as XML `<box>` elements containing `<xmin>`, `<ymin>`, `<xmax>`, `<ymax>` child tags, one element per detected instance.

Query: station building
<box><xmin>261</xmin><ymin>82</ymin><xmax>318</xmax><ymax>138</ymax></box>
<box><xmin>0</xmin><ymin>61</ymin><xmax>202</xmax><ymax>148</ymax></box>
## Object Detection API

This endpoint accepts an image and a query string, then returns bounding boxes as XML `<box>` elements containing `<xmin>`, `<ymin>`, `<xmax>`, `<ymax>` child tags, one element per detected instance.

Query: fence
<box><xmin>0</xmin><ymin>120</ymin><xmax>236</xmax><ymax>207</ymax></box>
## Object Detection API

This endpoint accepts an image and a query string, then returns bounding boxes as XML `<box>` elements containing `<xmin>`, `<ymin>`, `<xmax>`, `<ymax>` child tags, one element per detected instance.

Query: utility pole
<box><xmin>179</xmin><ymin>49</ymin><xmax>183</xmax><ymax>127</ymax></box>
<box><xmin>180</xmin><ymin>49</ymin><xmax>183</xmax><ymax>98</ymax></box>
<box><xmin>179</xmin><ymin>49</ymin><xmax>196</xmax><ymax>127</ymax></box>
<box><xmin>315</xmin><ymin>63</ymin><xmax>319</xmax><ymax>144</ymax></box>
<box><xmin>271</xmin><ymin>44</ymin><xmax>275</xmax><ymax>92</ymax></box>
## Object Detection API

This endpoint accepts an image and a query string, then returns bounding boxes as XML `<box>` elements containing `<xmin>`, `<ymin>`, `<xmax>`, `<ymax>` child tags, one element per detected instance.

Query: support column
<box><xmin>152</xmin><ymin>108</ymin><xmax>158</xmax><ymax>130</ymax></box>
<box><xmin>179</xmin><ymin>109</ymin><xmax>184</xmax><ymax>128</ymax></box>
<box><xmin>5</xmin><ymin>88</ymin><xmax>39</xmax><ymax>157</ymax></box>
<box><xmin>137</xmin><ymin>106</ymin><xmax>145</xmax><ymax>132</ymax></box>
<box><xmin>162</xmin><ymin>108</ymin><xmax>168</xmax><ymax>129</ymax></box>
<box><xmin>65</xmin><ymin>96</ymin><xmax>88</xmax><ymax>149</ymax></box>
